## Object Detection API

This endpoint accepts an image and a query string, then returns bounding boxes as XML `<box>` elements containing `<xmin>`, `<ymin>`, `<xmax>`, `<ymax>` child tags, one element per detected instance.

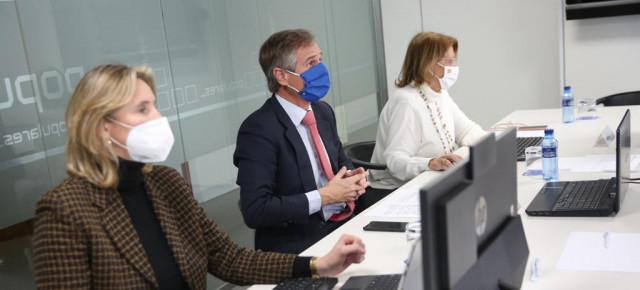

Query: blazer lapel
<box><xmin>268</xmin><ymin>96</ymin><xmax>317</xmax><ymax>192</ymax></box>
<box><xmin>143</xmin><ymin>176</ymin><xmax>195</xmax><ymax>290</ymax></box>
<box><xmin>91</xmin><ymin>186</ymin><xmax>158</xmax><ymax>287</ymax></box>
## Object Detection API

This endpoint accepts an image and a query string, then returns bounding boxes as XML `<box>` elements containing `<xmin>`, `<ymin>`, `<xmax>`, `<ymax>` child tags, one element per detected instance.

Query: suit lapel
<box><xmin>91</xmin><ymin>186</ymin><xmax>158</xmax><ymax>287</ymax></box>
<box><xmin>268</xmin><ymin>96</ymin><xmax>317</xmax><ymax>192</ymax></box>
<box><xmin>143</xmin><ymin>175</ymin><xmax>195</xmax><ymax>290</ymax></box>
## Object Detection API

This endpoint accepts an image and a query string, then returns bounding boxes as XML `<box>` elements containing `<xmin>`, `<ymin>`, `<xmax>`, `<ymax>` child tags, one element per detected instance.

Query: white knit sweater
<box><xmin>370</xmin><ymin>84</ymin><xmax>486</xmax><ymax>189</ymax></box>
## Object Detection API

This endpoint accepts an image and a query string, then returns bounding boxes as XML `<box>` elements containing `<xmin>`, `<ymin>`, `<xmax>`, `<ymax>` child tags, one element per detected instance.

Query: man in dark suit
<box><xmin>234</xmin><ymin>29</ymin><xmax>369</xmax><ymax>254</ymax></box>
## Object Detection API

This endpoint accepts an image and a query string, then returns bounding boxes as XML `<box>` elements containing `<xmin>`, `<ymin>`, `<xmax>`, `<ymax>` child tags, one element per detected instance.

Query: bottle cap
<box><xmin>564</xmin><ymin>86</ymin><xmax>571</xmax><ymax>91</ymax></box>
<box><xmin>544</xmin><ymin>128</ymin><xmax>554</xmax><ymax>135</ymax></box>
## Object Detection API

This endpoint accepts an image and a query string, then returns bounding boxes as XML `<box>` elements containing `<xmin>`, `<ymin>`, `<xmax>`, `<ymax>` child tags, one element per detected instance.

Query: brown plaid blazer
<box><xmin>33</xmin><ymin>165</ymin><xmax>296</xmax><ymax>289</ymax></box>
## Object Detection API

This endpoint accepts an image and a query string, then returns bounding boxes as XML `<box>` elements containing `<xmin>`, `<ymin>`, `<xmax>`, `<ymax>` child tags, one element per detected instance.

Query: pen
<box><xmin>530</xmin><ymin>257</ymin><xmax>540</xmax><ymax>281</ymax></box>
<box><xmin>517</xmin><ymin>125</ymin><xmax>548</xmax><ymax>131</ymax></box>
<box><xmin>604</xmin><ymin>231</ymin><xmax>610</xmax><ymax>249</ymax></box>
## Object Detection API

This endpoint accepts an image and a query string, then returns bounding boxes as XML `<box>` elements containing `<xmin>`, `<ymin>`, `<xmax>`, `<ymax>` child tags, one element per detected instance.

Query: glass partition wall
<box><xmin>0</xmin><ymin>0</ymin><xmax>381</xmax><ymax>288</ymax></box>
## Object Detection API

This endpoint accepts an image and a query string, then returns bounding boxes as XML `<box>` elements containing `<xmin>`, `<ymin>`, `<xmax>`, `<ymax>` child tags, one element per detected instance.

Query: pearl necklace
<box><xmin>419</xmin><ymin>88</ymin><xmax>455</xmax><ymax>154</ymax></box>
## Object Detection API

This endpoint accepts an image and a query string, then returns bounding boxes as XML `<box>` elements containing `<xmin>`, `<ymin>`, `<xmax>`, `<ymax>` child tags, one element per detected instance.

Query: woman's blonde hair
<box><xmin>65</xmin><ymin>63</ymin><xmax>155</xmax><ymax>188</ymax></box>
<box><xmin>395</xmin><ymin>32</ymin><xmax>458</xmax><ymax>88</ymax></box>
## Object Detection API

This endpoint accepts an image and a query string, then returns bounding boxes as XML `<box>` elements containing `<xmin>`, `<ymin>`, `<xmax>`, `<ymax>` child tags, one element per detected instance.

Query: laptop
<box><xmin>516</xmin><ymin>136</ymin><xmax>543</xmax><ymax>161</ymax></box>
<box><xmin>339</xmin><ymin>236</ymin><xmax>421</xmax><ymax>290</ymax></box>
<box><xmin>526</xmin><ymin>109</ymin><xmax>631</xmax><ymax>217</ymax></box>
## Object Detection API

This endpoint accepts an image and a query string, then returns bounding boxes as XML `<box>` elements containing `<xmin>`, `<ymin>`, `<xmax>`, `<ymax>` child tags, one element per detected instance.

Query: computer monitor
<box><xmin>417</xmin><ymin>128</ymin><xmax>529</xmax><ymax>290</ymax></box>
<box><xmin>615</xmin><ymin>109</ymin><xmax>631</xmax><ymax>212</ymax></box>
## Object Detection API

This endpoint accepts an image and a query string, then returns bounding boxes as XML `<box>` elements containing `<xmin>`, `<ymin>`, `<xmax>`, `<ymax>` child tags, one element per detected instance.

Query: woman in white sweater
<box><xmin>370</xmin><ymin>32</ymin><xmax>486</xmax><ymax>189</ymax></box>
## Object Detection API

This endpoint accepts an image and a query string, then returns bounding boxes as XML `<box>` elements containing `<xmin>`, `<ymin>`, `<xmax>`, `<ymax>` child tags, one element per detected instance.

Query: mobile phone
<box><xmin>362</xmin><ymin>221</ymin><xmax>408</xmax><ymax>232</ymax></box>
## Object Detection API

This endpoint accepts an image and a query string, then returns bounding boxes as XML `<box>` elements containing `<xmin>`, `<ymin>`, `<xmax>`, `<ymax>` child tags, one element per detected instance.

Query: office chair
<box><xmin>343</xmin><ymin>141</ymin><xmax>387</xmax><ymax>171</ymax></box>
<box><xmin>343</xmin><ymin>141</ymin><xmax>393</xmax><ymax>214</ymax></box>
<box><xmin>596</xmin><ymin>91</ymin><xmax>640</xmax><ymax>107</ymax></box>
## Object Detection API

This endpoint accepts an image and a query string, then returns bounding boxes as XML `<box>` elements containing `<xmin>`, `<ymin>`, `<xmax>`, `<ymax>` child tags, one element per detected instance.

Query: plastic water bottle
<box><xmin>562</xmin><ymin>86</ymin><xmax>574</xmax><ymax>123</ymax></box>
<box><xmin>542</xmin><ymin>129</ymin><xmax>559</xmax><ymax>181</ymax></box>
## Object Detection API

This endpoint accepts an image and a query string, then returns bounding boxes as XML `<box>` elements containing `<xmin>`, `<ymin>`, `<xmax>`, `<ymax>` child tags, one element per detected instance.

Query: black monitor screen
<box><xmin>419</xmin><ymin>128</ymin><xmax>528</xmax><ymax>289</ymax></box>
<box><xmin>616</xmin><ymin>109</ymin><xmax>631</xmax><ymax>211</ymax></box>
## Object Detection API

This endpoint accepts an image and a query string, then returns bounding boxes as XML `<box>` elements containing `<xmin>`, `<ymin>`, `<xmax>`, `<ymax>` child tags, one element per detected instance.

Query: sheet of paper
<box><xmin>525</xmin><ymin>157</ymin><xmax>578</xmax><ymax>172</ymax></box>
<box><xmin>570</xmin><ymin>155</ymin><xmax>640</xmax><ymax>172</ymax></box>
<box><xmin>517</xmin><ymin>130</ymin><xmax>545</xmax><ymax>138</ymax></box>
<box><xmin>558</xmin><ymin>157</ymin><xmax>591</xmax><ymax>171</ymax></box>
<box><xmin>365</xmin><ymin>185</ymin><xmax>421</xmax><ymax>218</ymax></box>
<box><xmin>557</xmin><ymin>232</ymin><xmax>640</xmax><ymax>273</ymax></box>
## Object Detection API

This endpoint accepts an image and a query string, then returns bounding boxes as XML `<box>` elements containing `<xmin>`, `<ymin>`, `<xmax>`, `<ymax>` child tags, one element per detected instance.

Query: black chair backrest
<box><xmin>343</xmin><ymin>141</ymin><xmax>387</xmax><ymax>171</ymax></box>
<box><xmin>596</xmin><ymin>91</ymin><xmax>640</xmax><ymax>107</ymax></box>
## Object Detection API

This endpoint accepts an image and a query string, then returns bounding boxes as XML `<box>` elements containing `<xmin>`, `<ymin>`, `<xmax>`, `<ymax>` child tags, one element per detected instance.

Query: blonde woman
<box><xmin>33</xmin><ymin>64</ymin><xmax>365</xmax><ymax>289</ymax></box>
<box><xmin>370</xmin><ymin>32</ymin><xmax>486</xmax><ymax>189</ymax></box>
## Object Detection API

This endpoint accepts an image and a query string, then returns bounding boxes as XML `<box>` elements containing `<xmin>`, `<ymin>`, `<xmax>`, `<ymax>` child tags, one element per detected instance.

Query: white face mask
<box><xmin>107</xmin><ymin>117</ymin><xmax>174</xmax><ymax>163</ymax></box>
<box><xmin>434</xmin><ymin>63</ymin><xmax>459</xmax><ymax>91</ymax></box>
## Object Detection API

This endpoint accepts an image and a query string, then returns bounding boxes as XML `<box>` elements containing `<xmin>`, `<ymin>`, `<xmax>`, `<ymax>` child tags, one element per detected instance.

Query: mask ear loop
<box><xmin>107</xmin><ymin>117</ymin><xmax>134</xmax><ymax>129</ymax></box>
<box><xmin>109</xmin><ymin>136</ymin><xmax>128</xmax><ymax>150</ymax></box>
<box><xmin>284</xmin><ymin>70</ymin><xmax>303</xmax><ymax>93</ymax></box>
<box><xmin>285</xmin><ymin>70</ymin><xmax>300</xmax><ymax>76</ymax></box>
<box><xmin>105</xmin><ymin>117</ymin><xmax>131</xmax><ymax>150</ymax></box>
<box><xmin>430</xmin><ymin>62</ymin><xmax>446</xmax><ymax>80</ymax></box>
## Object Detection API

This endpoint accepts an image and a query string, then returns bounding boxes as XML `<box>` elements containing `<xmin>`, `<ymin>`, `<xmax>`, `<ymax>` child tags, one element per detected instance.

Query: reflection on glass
<box><xmin>0</xmin><ymin>0</ymin><xmax>380</xmax><ymax>288</ymax></box>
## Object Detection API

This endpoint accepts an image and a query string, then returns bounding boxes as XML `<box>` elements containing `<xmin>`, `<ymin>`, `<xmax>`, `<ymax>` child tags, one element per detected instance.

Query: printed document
<box><xmin>365</xmin><ymin>185</ymin><xmax>421</xmax><ymax>218</ymax></box>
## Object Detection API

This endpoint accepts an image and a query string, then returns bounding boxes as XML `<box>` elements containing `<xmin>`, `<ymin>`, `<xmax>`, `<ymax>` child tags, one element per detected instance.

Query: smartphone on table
<box><xmin>362</xmin><ymin>221</ymin><xmax>408</xmax><ymax>232</ymax></box>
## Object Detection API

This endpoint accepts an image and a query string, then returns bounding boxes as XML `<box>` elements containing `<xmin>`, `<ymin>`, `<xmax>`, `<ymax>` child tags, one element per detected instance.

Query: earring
<box><xmin>107</xmin><ymin>139</ymin><xmax>112</xmax><ymax>145</ymax></box>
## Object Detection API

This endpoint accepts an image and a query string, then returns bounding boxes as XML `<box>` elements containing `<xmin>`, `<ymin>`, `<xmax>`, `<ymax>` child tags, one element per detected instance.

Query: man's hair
<box><xmin>396</xmin><ymin>32</ymin><xmax>458</xmax><ymax>88</ymax></box>
<box><xmin>259</xmin><ymin>29</ymin><xmax>316</xmax><ymax>93</ymax></box>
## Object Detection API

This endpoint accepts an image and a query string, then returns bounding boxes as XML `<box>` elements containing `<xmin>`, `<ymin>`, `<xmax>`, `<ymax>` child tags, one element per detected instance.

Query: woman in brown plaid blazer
<box><xmin>33</xmin><ymin>64</ymin><xmax>366</xmax><ymax>289</ymax></box>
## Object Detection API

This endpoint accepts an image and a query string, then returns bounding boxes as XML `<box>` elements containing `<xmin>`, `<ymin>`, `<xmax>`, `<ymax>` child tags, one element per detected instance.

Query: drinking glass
<box><xmin>405</xmin><ymin>220</ymin><xmax>421</xmax><ymax>241</ymax></box>
<box><xmin>525</xmin><ymin>146</ymin><xmax>542</xmax><ymax>176</ymax></box>
<box><xmin>577</xmin><ymin>98</ymin><xmax>597</xmax><ymax>120</ymax></box>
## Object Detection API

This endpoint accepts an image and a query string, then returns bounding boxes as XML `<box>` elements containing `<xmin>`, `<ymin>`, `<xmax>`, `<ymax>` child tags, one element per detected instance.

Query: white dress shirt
<box><xmin>275</xmin><ymin>95</ymin><xmax>346</xmax><ymax>220</ymax></box>
<box><xmin>370</xmin><ymin>84</ymin><xmax>486</xmax><ymax>189</ymax></box>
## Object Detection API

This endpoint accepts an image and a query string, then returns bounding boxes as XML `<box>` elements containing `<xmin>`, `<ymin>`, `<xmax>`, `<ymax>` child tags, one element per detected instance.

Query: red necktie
<box><xmin>301</xmin><ymin>110</ymin><xmax>354</xmax><ymax>221</ymax></box>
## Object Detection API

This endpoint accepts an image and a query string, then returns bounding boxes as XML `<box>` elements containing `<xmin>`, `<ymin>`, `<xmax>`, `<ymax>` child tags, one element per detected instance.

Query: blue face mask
<box><xmin>286</xmin><ymin>62</ymin><xmax>331</xmax><ymax>102</ymax></box>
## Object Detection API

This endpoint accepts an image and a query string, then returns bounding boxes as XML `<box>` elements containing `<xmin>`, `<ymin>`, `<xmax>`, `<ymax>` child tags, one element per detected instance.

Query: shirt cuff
<box><xmin>292</xmin><ymin>256</ymin><xmax>313</xmax><ymax>278</ymax></box>
<box><xmin>305</xmin><ymin>190</ymin><xmax>322</xmax><ymax>215</ymax></box>
<box><xmin>322</xmin><ymin>203</ymin><xmax>346</xmax><ymax>221</ymax></box>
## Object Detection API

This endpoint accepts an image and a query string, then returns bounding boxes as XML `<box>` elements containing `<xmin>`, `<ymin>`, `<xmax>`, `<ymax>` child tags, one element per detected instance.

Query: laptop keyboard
<box><xmin>516</xmin><ymin>137</ymin><xmax>543</xmax><ymax>161</ymax></box>
<box><xmin>274</xmin><ymin>277</ymin><xmax>338</xmax><ymax>290</ymax></box>
<box><xmin>344</xmin><ymin>274</ymin><xmax>402</xmax><ymax>290</ymax></box>
<box><xmin>553</xmin><ymin>180</ymin><xmax>608</xmax><ymax>211</ymax></box>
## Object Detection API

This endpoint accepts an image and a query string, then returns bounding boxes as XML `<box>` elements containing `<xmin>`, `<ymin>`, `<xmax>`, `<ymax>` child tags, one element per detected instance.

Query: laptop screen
<box><xmin>616</xmin><ymin>109</ymin><xmax>631</xmax><ymax>210</ymax></box>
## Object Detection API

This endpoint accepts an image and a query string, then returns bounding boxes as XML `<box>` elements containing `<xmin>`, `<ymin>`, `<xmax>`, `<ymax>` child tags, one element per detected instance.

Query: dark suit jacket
<box><xmin>33</xmin><ymin>166</ymin><xmax>296</xmax><ymax>289</ymax></box>
<box><xmin>233</xmin><ymin>95</ymin><xmax>354</xmax><ymax>254</ymax></box>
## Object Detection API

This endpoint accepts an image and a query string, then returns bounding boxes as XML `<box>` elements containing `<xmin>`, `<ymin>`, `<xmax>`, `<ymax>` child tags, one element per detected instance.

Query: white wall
<box><xmin>380</xmin><ymin>0</ymin><xmax>564</xmax><ymax>128</ymax></box>
<box><xmin>380</xmin><ymin>0</ymin><xmax>422</xmax><ymax>99</ymax></box>
<box><xmin>564</xmin><ymin>14</ymin><xmax>640</xmax><ymax>101</ymax></box>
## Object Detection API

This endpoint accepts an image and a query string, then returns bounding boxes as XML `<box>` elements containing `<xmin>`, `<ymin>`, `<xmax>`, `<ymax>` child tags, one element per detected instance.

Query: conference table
<box><xmin>249</xmin><ymin>106</ymin><xmax>640</xmax><ymax>289</ymax></box>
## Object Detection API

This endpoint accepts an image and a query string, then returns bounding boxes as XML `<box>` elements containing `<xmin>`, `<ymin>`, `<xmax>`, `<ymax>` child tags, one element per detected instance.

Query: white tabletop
<box><xmin>249</xmin><ymin>106</ymin><xmax>640</xmax><ymax>289</ymax></box>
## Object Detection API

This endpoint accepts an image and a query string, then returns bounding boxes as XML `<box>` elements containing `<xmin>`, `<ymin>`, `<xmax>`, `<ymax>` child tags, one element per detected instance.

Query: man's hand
<box><xmin>428</xmin><ymin>153</ymin><xmax>463</xmax><ymax>171</ymax></box>
<box><xmin>318</xmin><ymin>167</ymin><xmax>369</xmax><ymax>205</ymax></box>
<box><xmin>315</xmin><ymin>234</ymin><xmax>366</xmax><ymax>277</ymax></box>
<box><xmin>344</xmin><ymin>167</ymin><xmax>368</xmax><ymax>196</ymax></box>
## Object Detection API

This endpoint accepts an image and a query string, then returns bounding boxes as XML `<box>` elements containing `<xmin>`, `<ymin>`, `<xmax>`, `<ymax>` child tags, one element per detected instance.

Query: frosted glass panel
<box><xmin>0</xmin><ymin>0</ymin><xmax>380</xmax><ymax>288</ymax></box>
<box><xmin>0</xmin><ymin>0</ymin><xmax>380</xmax><ymax>236</ymax></box>
<box><xmin>162</xmin><ymin>0</ymin><xmax>380</xmax><ymax>202</ymax></box>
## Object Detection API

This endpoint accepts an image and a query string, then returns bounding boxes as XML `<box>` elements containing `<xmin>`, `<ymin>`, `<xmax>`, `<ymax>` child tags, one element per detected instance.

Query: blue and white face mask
<box><xmin>286</xmin><ymin>62</ymin><xmax>331</xmax><ymax>102</ymax></box>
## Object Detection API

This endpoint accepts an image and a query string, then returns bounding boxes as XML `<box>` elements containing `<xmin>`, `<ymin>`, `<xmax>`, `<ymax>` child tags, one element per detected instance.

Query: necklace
<box><xmin>418</xmin><ymin>87</ymin><xmax>455</xmax><ymax>154</ymax></box>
